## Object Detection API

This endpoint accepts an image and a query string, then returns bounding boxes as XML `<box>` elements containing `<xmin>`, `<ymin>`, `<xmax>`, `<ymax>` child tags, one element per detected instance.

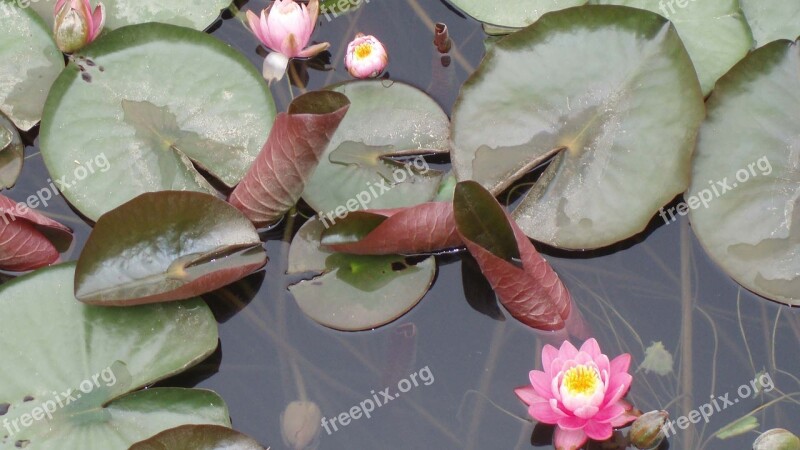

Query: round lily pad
<box><xmin>0</xmin><ymin>3</ymin><xmax>64</xmax><ymax>131</ymax></box>
<box><xmin>590</xmin><ymin>0</ymin><xmax>753</xmax><ymax>95</ymax></box>
<box><xmin>445</xmin><ymin>0</ymin><xmax>586</xmax><ymax>28</ymax></box>
<box><xmin>688</xmin><ymin>39</ymin><xmax>800</xmax><ymax>306</ymax></box>
<box><xmin>287</xmin><ymin>219</ymin><xmax>436</xmax><ymax>331</ymax></box>
<box><xmin>741</xmin><ymin>0</ymin><xmax>800</xmax><ymax>47</ymax></box>
<box><xmin>0</xmin><ymin>263</ymin><xmax>229</xmax><ymax>449</ymax></box>
<box><xmin>451</xmin><ymin>5</ymin><xmax>705</xmax><ymax>250</ymax></box>
<box><xmin>31</xmin><ymin>0</ymin><xmax>231</xmax><ymax>31</ymax></box>
<box><xmin>40</xmin><ymin>23</ymin><xmax>276</xmax><ymax>221</ymax></box>
<box><xmin>302</xmin><ymin>81</ymin><xmax>448</xmax><ymax>217</ymax></box>
<box><xmin>129</xmin><ymin>425</ymin><xmax>265</xmax><ymax>450</ymax></box>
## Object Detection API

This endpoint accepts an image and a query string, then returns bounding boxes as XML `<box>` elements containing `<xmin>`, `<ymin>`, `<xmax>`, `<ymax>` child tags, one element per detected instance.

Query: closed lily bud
<box><xmin>753</xmin><ymin>429</ymin><xmax>800</xmax><ymax>450</ymax></box>
<box><xmin>53</xmin><ymin>0</ymin><xmax>105</xmax><ymax>53</ymax></box>
<box><xmin>281</xmin><ymin>400</ymin><xmax>322</xmax><ymax>450</ymax></box>
<box><xmin>345</xmin><ymin>33</ymin><xmax>388</xmax><ymax>79</ymax></box>
<box><xmin>629</xmin><ymin>410</ymin><xmax>669</xmax><ymax>449</ymax></box>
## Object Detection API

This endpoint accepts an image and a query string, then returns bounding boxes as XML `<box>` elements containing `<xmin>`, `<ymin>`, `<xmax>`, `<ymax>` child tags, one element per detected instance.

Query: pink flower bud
<box><xmin>53</xmin><ymin>0</ymin><xmax>105</xmax><ymax>53</ymax></box>
<box><xmin>345</xmin><ymin>33</ymin><xmax>388</xmax><ymax>79</ymax></box>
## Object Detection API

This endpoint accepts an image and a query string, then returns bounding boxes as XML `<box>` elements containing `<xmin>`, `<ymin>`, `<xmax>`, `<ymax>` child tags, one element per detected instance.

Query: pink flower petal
<box><xmin>572</xmin><ymin>405</ymin><xmax>599</xmax><ymax>419</ymax></box>
<box><xmin>557</xmin><ymin>415</ymin><xmax>587</xmax><ymax>430</ymax></box>
<box><xmin>580</xmin><ymin>338</ymin><xmax>602</xmax><ymax>360</ymax></box>
<box><xmin>591</xmin><ymin>403</ymin><xmax>625</xmax><ymax>423</ymax></box>
<box><xmin>529</xmin><ymin>370</ymin><xmax>553</xmax><ymax>398</ymax></box>
<box><xmin>529</xmin><ymin>400</ymin><xmax>568</xmax><ymax>424</ymax></box>
<box><xmin>89</xmin><ymin>3</ymin><xmax>105</xmax><ymax>41</ymax></box>
<box><xmin>584</xmin><ymin>420</ymin><xmax>613</xmax><ymax>441</ymax></box>
<box><xmin>542</xmin><ymin>344</ymin><xmax>559</xmax><ymax>372</ymax></box>
<box><xmin>558</xmin><ymin>340</ymin><xmax>579</xmax><ymax>360</ymax></box>
<box><xmin>610</xmin><ymin>353</ymin><xmax>631</xmax><ymax>375</ymax></box>
<box><xmin>297</xmin><ymin>41</ymin><xmax>330</xmax><ymax>58</ymax></box>
<box><xmin>554</xmin><ymin>426</ymin><xmax>588</xmax><ymax>450</ymax></box>
<box><xmin>514</xmin><ymin>385</ymin><xmax>542</xmax><ymax>406</ymax></box>
<box><xmin>602</xmin><ymin>372</ymin><xmax>632</xmax><ymax>407</ymax></box>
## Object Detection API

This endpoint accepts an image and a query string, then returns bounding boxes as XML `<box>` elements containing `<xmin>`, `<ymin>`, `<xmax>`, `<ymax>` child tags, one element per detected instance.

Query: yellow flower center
<box><xmin>355</xmin><ymin>43</ymin><xmax>373</xmax><ymax>59</ymax></box>
<box><xmin>562</xmin><ymin>365</ymin><xmax>601</xmax><ymax>396</ymax></box>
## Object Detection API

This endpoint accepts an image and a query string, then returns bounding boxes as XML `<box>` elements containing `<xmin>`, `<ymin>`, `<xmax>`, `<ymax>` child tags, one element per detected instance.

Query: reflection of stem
<box><xmin>679</xmin><ymin>219</ymin><xmax>695</xmax><ymax>449</ymax></box>
<box><xmin>465</xmin><ymin>321</ymin><xmax>506</xmax><ymax>450</ymax></box>
<box><xmin>286</xmin><ymin>74</ymin><xmax>295</xmax><ymax>101</ymax></box>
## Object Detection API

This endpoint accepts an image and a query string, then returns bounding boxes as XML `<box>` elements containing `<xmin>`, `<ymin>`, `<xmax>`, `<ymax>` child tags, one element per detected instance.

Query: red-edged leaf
<box><xmin>319</xmin><ymin>202</ymin><xmax>462</xmax><ymax>255</ymax></box>
<box><xmin>229</xmin><ymin>91</ymin><xmax>350</xmax><ymax>227</ymax></box>
<box><xmin>0</xmin><ymin>194</ymin><xmax>73</xmax><ymax>271</ymax></box>
<box><xmin>453</xmin><ymin>181</ymin><xmax>571</xmax><ymax>331</ymax></box>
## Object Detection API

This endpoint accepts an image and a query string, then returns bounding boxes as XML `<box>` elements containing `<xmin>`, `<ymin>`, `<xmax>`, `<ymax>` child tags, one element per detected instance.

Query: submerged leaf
<box><xmin>320</xmin><ymin>202</ymin><xmax>462</xmax><ymax>255</ymax></box>
<box><xmin>453</xmin><ymin>181</ymin><xmax>571</xmax><ymax>331</ymax></box>
<box><xmin>229</xmin><ymin>91</ymin><xmax>350</xmax><ymax>227</ymax></box>
<box><xmin>715</xmin><ymin>416</ymin><xmax>759</xmax><ymax>440</ymax></box>
<box><xmin>638</xmin><ymin>341</ymin><xmax>674</xmax><ymax>376</ymax></box>
<box><xmin>75</xmin><ymin>191</ymin><xmax>267</xmax><ymax>305</ymax></box>
<box><xmin>288</xmin><ymin>219</ymin><xmax>435</xmax><ymax>331</ymax></box>
<box><xmin>129</xmin><ymin>425</ymin><xmax>265</xmax><ymax>450</ymax></box>
<box><xmin>0</xmin><ymin>194</ymin><xmax>73</xmax><ymax>271</ymax></box>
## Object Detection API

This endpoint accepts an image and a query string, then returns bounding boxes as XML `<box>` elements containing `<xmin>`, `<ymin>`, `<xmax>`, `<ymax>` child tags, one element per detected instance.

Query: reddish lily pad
<box><xmin>129</xmin><ymin>425</ymin><xmax>265</xmax><ymax>450</ymax></box>
<box><xmin>75</xmin><ymin>191</ymin><xmax>267</xmax><ymax>305</ymax></box>
<box><xmin>453</xmin><ymin>181</ymin><xmax>571</xmax><ymax>331</ymax></box>
<box><xmin>319</xmin><ymin>202</ymin><xmax>462</xmax><ymax>255</ymax></box>
<box><xmin>0</xmin><ymin>194</ymin><xmax>73</xmax><ymax>271</ymax></box>
<box><xmin>229</xmin><ymin>91</ymin><xmax>350</xmax><ymax>227</ymax></box>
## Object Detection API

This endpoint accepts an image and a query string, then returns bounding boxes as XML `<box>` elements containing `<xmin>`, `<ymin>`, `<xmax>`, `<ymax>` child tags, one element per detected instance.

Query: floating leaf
<box><xmin>0</xmin><ymin>263</ymin><xmax>228</xmax><ymax>449</ymax></box>
<box><xmin>31</xmin><ymin>0</ymin><xmax>231</xmax><ymax>31</ymax></box>
<box><xmin>302</xmin><ymin>81</ymin><xmax>448</xmax><ymax>215</ymax></box>
<box><xmin>0</xmin><ymin>194</ymin><xmax>73</xmax><ymax>271</ymax></box>
<box><xmin>688</xmin><ymin>39</ymin><xmax>800</xmax><ymax>306</ymax></box>
<box><xmin>715</xmin><ymin>416</ymin><xmax>759</xmax><ymax>440</ymax></box>
<box><xmin>0</xmin><ymin>3</ymin><xmax>64</xmax><ymax>131</ymax></box>
<box><xmin>229</xmin><ymin>91</ymin><xmax>350</xmax><ymax>227</ymax></box>
<box><xmin>288</xmin><ymin>219</ymin><xmax>435</xmax><ymax>331</ymax></box>
<box><xmin>0</xmin><ymin>113</ymin><xmax>23</xmax><ymax>189</ymax></box>
<box><xmin>451</xmin><ymin>6</ymin><xmax>704</xmax><ymax>250</ymax></box>
<box><xmin>40</xmin><ymin>23</ymin><xmax>276</xmax><ymax>221</ymax></box>
<box><xmin>741</xmin><ymin>0</ymin><xmax>800</xmax><ymax>47</ymax></box>
<box><xmin>129</xmin><ymin>425</ymin><xmax>265</xmax><ymax>450</ymax></box>
<box><xmin>638</xmin><ymin>341</ymin><xmax>674</xmax><ymax>376</ymax></box>
<box><xmin>75</xmin><ymin>191</ymin><xmax>267</xmax><ymax>305</ymax></box>
<box><xmin>590</xmin><ymin>0</ymin><xmax>753</xmax><ymax>95</ymax></box>
<box><xmin>453</xmin><ymin>181</ymin><xmax>571</xmax><ymax>331</ymax></box>
<box><xmin>445</xmin><ymin>0</ymin><xmax>586</xmax><ymax>28</ymax></box>
<box><xmin>319</xmin><ymin>202</ymin><xmax>461</xmax><ymax>255</ymax></box>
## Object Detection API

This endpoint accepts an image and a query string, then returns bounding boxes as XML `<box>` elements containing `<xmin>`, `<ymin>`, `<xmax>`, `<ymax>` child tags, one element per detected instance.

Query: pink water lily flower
<box><xmin>53</xmin><ymin>0</ymin><xmax>105</xmax><ymax>53</ymax></box>
<box><xmin>515</xmin><ymin>339</ymin><xmax>638</xmax><ymax>450</ymax></box>
<box><xmin>246</xmin><ymin>0</ymin><xmax>330</xmax><ymax>81</ymax></box>
<box><xmin>345</xmin><ymin>33</ymin><xmax>388</xmax><ymax>79</ymax></box>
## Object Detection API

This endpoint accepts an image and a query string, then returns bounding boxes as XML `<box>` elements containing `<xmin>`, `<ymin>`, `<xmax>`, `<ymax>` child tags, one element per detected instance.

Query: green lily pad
<box><xmin>0</xmin><ymin>113</ymin><xmax>23</xmax><ymax>189</ymax></box>
<box><xmin>31</xmin><ymin>0</ymin><xmax>231</xmax><ymax>31</ymax></box>
<box><xmin>590</xmin><ymin>0</ymin><xmax>753</xmax><ymax>95</ymax></box>
<box><xmin>302</xmin><ymin>81</ymin><xmax>448</xmax><ymax>217</ymax></box>
<box><xmin>451</xmin><ymin>6</ymin><xmax>705</xmax><ymax>250</ymax></box>
<box><xmin>40</xmin><ymin>22</ymin><xmax>276</xmax><ymax>221</ymax></box>
<box><xmin>741</xmin><ymin>0</ymin><xmax>800</xmax><ymax>47</ymax></box>
<box><xmin>0</xmin><ymin>263</ymin><xmax>228</xmax><ymax>449</ymax></box>
<box><xmin>75</xmin><ymin>191</ymin><xmax>267</xmax><ymax>305</ymax></box>
<box><xmin>0</xmin><ymin>3</ymin><xmax>64</xmax><ymax>131</ymax></box>
<box><xmin>129</xmin><ymin>425</ymin><xmax>265</xmax><ymax>450</ymax></box>
<box><xmin>445</xmin><ymin>0</ymin><xmax>587</xmax><ymax>28</ymax></box>
<box><xmin>287</xmin><ymin>219</ymin><xmax>436</xmax><ymax>331</ymax></box>
<box><xmin>688</xmin><ymin>39</ymin><xmax>800</xmax><ymax>306</ymax></box>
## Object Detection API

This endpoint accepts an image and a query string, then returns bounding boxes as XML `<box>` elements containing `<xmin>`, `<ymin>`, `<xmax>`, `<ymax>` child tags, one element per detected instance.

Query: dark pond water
<box><xmin>6</xmin><ymin>0</ymin><xmax>799</xmax><ymax>448</ymax></box>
